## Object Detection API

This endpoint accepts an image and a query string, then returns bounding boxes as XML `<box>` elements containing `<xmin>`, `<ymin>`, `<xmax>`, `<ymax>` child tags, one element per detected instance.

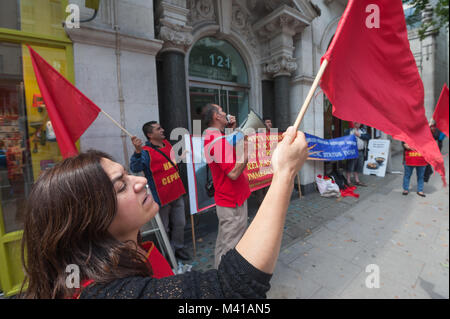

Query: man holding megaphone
<box><xmin>201</xmin><ymin>103</ymin><xmax>251</xmax><ymax>269</ymax></box>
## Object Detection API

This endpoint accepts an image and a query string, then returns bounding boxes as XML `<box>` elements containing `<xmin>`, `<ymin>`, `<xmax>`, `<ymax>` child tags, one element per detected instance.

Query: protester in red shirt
<box><xmin>402</xmin><ymin>142</ymin><xmax>428</xmax><ymax>197</ymax></box>
<box><xmin>201</xmin><ymin>103</ymin><xmax>251</xmax><ymax>268</ymax></box>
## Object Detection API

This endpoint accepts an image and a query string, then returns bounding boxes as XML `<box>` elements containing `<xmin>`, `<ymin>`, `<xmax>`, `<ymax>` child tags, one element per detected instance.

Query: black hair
<box><xmin>142</xmin><ymin>121</ymin><xmax>157</xmax><ymax>140</ymax></box>
<box><xmin>201</xmin><ymin>104</ymin><xmax>219</xmax><ymax>127</ymax></box>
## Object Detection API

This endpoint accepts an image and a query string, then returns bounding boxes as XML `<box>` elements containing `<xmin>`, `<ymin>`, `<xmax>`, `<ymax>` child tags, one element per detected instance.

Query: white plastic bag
<box><xmin>315</xmin><ymin>175</ymin><xmax>340</xmax><ymax>198</ymax></box>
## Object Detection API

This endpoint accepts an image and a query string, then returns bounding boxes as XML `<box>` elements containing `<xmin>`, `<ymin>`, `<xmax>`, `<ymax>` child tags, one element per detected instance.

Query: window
<box><xmin>0</xmin><ymin>0</ymin><xmax>66</xmax><ymax>38</ymax></box>
<box><xmin>188</xmin><ymin>37</ymin><xmax>250</xmax><ymax>127</ymax></box>
<box><xmin>189</xmin><ymin>37</ymin><xmax>248</xmax><ymax>85</ymax></box>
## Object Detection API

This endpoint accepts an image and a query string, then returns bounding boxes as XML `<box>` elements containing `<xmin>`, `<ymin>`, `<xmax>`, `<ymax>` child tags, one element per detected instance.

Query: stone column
<box><xmin>274</xmin><ymin>76</ymin><xmax>290</xmax><ymax>131</ymax></box>
<box><xmin>158</xmin><ymin>50</ymin><xmax>189</xmax><ymax>132</ymax></box>
<box><xmin>262</xmin><ymin>79</ymin><xmax>275</xmax><ymax>122</ymax></box>
<box><xmin>156</xmin><ymin>1</ymin><xmax>193</xmax><ymax>133</ymax></box>
<box><xmin>156</xmin><ymin>0</ymin><xmax>193</xmax><ymax>200</ymax></box>
<box><xmin>264</xmin><ymin>55</ymin><xmax>298</xmax><ymax>131</ymax></box>
<box><xmin>255</xmin><ymin>6</ymin><xmax>309</xmax><ymax>131</ymax></box>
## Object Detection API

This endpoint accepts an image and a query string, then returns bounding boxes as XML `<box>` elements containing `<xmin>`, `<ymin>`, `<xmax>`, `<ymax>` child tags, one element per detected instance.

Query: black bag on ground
<box><xmin>424</xmin><ymin>164</ymin><xmax>433</xmax><ymax>183</ymax></box>
<box><xmin>328</xmin><ymin>171</ymin><xmax>348</xmax><ymax>190</ymax></box>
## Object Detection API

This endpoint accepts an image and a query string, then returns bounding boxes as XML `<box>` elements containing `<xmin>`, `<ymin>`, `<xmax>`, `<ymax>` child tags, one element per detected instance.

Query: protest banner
<box><xmin>185</xmin><ymin>132</ymin><xmax>359</xmax><ymax>215</ymax></box>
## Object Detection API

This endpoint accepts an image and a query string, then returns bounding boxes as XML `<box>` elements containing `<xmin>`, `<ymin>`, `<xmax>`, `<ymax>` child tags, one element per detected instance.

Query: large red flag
<box><xmin>28</xmin><ymin>45</ymin><xmax>101</xmax><ymax>158</ymax></box>
<box><xmin>320</xmin><ymin>0</ymin><xmax>446</xmax><ymax>185</ymax></box>
<box><xmin>433</xmin><ymin>84</ymin><xmax>449</xmax><ymax>137</ymax></box>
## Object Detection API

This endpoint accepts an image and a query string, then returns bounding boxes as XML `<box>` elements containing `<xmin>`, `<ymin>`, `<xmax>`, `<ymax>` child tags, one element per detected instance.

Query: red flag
<box><xmin>28</xmin><ymin>45</ymin><xmax>101</xmax><ymax>158</ymax></box>
<box><xmin>433</xmin><ymin>84</ymin><xmax>449</xmax><ymax>137</ymax></box>
<box><xmin>320</xmin><ymin>0</ymin><xmax>446</xmax><ymax>186</ymax></box>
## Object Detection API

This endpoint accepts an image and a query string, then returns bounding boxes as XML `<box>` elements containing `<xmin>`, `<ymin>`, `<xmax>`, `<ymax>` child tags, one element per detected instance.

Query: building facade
<box><xmin>68</xmin><ymin>0</ymin><xmax>349</xmax><ymax>192</ymax></box>
<box><xmin>0</xmin><ymin>0</ymin><xmax>349</xmax><ymax>296</ymax></box>
<box><xmin>406</xmin><ymin>1</ymin><xmax>449</xmax><ymax>120</ymax></box>
<box><xmin>3</xmin><ymin>0</ymin><xmax>446</xmax><ymax>296</ymax></box>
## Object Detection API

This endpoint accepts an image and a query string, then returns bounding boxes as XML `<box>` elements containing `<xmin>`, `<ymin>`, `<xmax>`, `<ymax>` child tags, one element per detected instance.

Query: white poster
<box><xmin>363</xmin><ymin>139</ymin><xmax>390</xmax><ymax>177</ymax></box>
<box><xmin>184</xmin><ymin>134</ymin><xmax>216</xmax><ymax>215</ymax></box>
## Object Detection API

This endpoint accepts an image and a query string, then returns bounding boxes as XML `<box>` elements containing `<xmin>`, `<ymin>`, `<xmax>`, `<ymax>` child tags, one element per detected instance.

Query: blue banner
<box><xmin>305</xmin><ymin>133</ymin><xmax>358</xmax><ymax>161</ymax></box>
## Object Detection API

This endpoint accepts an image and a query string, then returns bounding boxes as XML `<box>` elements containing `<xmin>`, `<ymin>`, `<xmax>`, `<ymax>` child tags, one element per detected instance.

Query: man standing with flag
<box><xmin>130</xmin><ymin>122</ymin><xmax>191</xmax><ymax>261</ymax></box>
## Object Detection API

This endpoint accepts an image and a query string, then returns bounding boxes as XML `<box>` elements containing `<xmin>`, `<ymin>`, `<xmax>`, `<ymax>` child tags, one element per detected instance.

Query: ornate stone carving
<box><xmin>255</xmin><ymin>12</ymin><xmax>306</xmax><ymax>40</ymax></box>
<box><xmin>188</xmin><ymin>0</ymin><xmax>215</xmax><ymax>24</ymax></box>
<box><xmin>232</xmin><ymin>4</ymin><xmax>247</xmax><ymax>30</ymax></box>
<box><xmin>158</xmin><ymin>21</ymin><xmax>194</xmax><ymax>53</ymax></box>
<box><xmin>264</xmin><ymin>55</ymin><xmax>298</xmax><ymax>77</ymax></box>
<box><xmin>156</xmin><ymin>1</ymin><xmax>193</xmax><ymax>53</ymax></box>
<box><xmin>229</xmin><ymin>1</ymin><xmax>259</xmax><ymax>55</ymax></box>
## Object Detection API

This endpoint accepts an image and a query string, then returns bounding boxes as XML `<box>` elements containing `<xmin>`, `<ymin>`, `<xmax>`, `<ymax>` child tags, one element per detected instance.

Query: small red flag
<box><xmin>433</xmin><ymin>84</ymin><xmax>449</xmax><ymax>138</ymax></box>
<box><xmin>320</xmin><ymin>0</ymin><xmax>446</xmax><ymax>186</ymax></box>
<box><xmin>28</xmin><ymin>45</ymin><xmax>101</xmax><ymax>158</ymax></box>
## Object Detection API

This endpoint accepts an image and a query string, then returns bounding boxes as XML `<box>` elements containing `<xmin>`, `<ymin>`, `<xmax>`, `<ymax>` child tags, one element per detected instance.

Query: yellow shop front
<box><xmin>0</xmin><ymin>0</ymin><xmax>74</xmax><ymax>297</ymax></box>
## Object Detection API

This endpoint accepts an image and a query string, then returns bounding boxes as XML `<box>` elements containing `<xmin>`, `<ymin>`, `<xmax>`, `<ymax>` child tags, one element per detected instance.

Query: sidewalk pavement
<box><xmin>184</xmin><ymin>139</ymin><xmax>449</xmax><ymax>299</ymax></box>
<box><xmin>268</xmin><ymin>140</ymin><xmax>449</xmax><ymax>299</ymax></box>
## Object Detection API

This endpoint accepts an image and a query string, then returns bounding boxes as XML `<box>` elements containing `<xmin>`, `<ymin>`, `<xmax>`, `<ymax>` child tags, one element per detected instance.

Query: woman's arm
<box><xmin>235</xmin><ymin>127</ymin><xmax>308</xmax><ymax>274</ymax></box>
<box><xmin>80</xmin><ymin>249</ymin><xmax>272</xmax><ymax>299</ymax></box>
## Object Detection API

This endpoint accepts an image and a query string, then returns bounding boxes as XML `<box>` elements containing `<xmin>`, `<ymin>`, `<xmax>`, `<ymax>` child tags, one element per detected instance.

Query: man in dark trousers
<box><xmin>201</xmin><ymin>104</ymin><xmax>251</xmax><ymax>269</ymax></box>
<box><xmin>345</xmin><ymin>122</ymin><xmax>370</xmax><ymax>187</ymax></box>
<box><xmin>130</xmin><ymin>121</ymin><xmax>190</xmax><ymax>261</ymax></box>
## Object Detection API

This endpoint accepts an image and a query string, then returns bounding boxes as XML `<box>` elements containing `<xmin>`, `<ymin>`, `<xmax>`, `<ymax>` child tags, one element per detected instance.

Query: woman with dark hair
<box><xmin>20</xmin><ymin>126</ymin><xmax>308</xmax><ymax>299</ymax></box>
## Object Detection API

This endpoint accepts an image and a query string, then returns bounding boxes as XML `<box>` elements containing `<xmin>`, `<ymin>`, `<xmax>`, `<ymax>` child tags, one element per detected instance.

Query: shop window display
<box><xmin>0</xmin><ymin>42</ymin><xmax>68</xmax><ymax>234</ymax></box>
<box><xmin>0</xmin><ymin>0</ymin><xmax>71</xmax><ymax>296</ymax></box>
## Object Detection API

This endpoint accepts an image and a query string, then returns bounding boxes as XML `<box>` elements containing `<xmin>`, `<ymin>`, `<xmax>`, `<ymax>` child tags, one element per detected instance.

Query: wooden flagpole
<box><xmin>296</xmin><ymin>173</ymin><xmax>302</xmax><ymax>198</ymax></box>
<box><xmin>293</xmin><ymin>59</ymin><xmax>329</xmax><ymax>132</ymax></box>
<box><xmin>191</xmin><ymin>214</ymin><xmax>197</xmax><ymax>257</ymax></box>
<box><xmin>101</xmin><ymin>109</ymin><xmax>134</xmax><ymax>137</ymax></box>
<box><xmin>291</xmin><ymin>59</ymin><xmax>328</xmax><ymax>197</ymax></box>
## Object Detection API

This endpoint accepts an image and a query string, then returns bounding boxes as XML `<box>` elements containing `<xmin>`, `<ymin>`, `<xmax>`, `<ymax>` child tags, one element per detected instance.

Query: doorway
<box><xmin>323</xmin><ymin>96</ymin><xmax>350</xmax><ymax>175</ymax></box>
<box><xmin>188</xmin><ymin>37</ymin><xmax>250</xmax><ymax>132</ymax></box>
<box><xmin>189</xmin><ymin>81</ymin><xmax>249</xmax><ymax>131</ymax></box>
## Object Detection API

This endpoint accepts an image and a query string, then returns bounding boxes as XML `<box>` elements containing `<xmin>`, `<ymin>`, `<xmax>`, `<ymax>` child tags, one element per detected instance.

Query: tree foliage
<box><xmin>403</xmin><ymin>0</ymin><xmax>449</xmax><ymax>39</ymax></box>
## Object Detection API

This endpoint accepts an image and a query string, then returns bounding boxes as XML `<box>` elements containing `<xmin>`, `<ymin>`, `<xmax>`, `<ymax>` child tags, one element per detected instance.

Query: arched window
<box><xmin>188</xmin><ymin>37</ymin><xmax>249</xmax><ymax>126</ymax></box>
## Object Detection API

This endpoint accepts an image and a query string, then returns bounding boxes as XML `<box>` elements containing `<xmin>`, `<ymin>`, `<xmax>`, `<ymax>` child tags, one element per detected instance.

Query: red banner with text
<box><xmin>246</xmin><ymin>132</ymin><xmax>283</xmax><ymax>192</ymax></box>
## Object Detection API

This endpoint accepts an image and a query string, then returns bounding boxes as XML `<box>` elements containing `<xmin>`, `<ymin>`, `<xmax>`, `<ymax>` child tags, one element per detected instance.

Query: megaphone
<box><xmin>225</xmin><ymin>110</ymin><xmax>267</xmax><ymax>146</ymax></box>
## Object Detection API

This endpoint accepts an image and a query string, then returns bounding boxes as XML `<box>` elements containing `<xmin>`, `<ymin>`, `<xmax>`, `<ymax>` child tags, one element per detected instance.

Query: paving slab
<box><xmin>304</xmin><ymin>228</ymin><xmax>367</xmax><ymax>262</ymax></box>
<box><xmin>267</xmin><ymin>262</ymin><xmax>321</xmax><ymax>299</ymax></box>
<box><xmin>287</xmin><ymin>246</ymin><xmax>363</xmax><ymax>295</ymax></box>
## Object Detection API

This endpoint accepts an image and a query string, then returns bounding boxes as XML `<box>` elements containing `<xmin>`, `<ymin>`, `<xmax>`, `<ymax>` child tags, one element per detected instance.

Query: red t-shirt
<box><xmin>204</xmin><ymin>128</ymin><xmax>251</xmax><ymax>208</ymax></box>
<box><xmin>404</xmin><ymin>150</ymin><xmax>428</xmax><ymax>166</ymax></box>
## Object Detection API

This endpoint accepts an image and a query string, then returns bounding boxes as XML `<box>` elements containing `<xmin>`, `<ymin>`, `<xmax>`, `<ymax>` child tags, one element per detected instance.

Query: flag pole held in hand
<box><xmin>100</xmin><ymin>109</ymin><xmax>133</xmax><ymax>138</ymax></box>
<box><xmin>293</xmin><ymin>59</ymin><xmax>328</xmax><ymax>132</ymax></box>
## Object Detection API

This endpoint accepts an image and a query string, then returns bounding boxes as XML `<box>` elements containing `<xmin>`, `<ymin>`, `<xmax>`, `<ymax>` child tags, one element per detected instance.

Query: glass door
<box><xmin>225</xmin><ymin>89</ymin><xmax>248</xmax><ymax>127</ymax></box>
<box><xmin>189</xmin><ymin>82</ymin><xmax>249</xmax><ymax>132</ymax></box>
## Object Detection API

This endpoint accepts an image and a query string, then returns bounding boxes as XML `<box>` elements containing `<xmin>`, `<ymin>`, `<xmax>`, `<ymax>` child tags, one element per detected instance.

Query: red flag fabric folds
<box><xmin>433</xmin><ymin>84</ymin><xmax>449</xmax><ymax>138</ymax></box>
<box><xmin>28</xmin><ymin>45</ymin><xmax>101</xmax><ymax>158</ymax></box>
<box><xmin>320</xmin><ymin>0</ymin><xmax>446</xmax><ymax>186</ymax></box>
